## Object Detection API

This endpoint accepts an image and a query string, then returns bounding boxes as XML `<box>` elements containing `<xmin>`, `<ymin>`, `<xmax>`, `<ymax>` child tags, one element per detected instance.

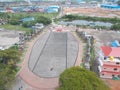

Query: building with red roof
<box><xmin>98</xmin><ymin>46</ymin><xmax>120</xmax><ymax>79</ymax></box>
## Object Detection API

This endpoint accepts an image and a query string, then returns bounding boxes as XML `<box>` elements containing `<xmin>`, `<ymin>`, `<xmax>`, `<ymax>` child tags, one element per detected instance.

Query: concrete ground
<box><xmin>29</xmin><ymin>31</ymin><xmax>78</xmax><ymax>78</ymax></box>
<box><xmin>10</xmin><ymin>76</ymin><xmax>30</xmax><ymax>90</ymax></box>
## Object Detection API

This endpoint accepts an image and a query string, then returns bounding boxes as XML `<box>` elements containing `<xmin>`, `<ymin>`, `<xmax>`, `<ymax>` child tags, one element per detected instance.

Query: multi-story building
<box><xmin>98</xmin><ymin>46</ymin><xmax>120</xmax><ymax>79</ymax></box>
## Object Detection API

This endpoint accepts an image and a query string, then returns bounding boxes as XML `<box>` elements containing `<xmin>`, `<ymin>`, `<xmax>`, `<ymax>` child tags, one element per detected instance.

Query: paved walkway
<box><xmin>19</xmin><ymin>31</ymin><xmax>59</xmax><ymax>90</ymax></box>
<box><xmin>19</xmin><ymin>28</ymin><xmax>83</xmax><ymax>90</ymax></box>
<box><xmin>72</xmin><ymin>32</ymin><xmax>83</xmax><ymax>66</ymax></box>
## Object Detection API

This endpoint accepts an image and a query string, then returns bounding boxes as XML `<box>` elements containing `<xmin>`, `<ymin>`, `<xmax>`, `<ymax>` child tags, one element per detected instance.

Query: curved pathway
<box><xmin>19</xmin><ymin>29</ymin><xmax>83</xmax><ymax>90</ymax></box>
<box><xmin>19</xmin><ymin>31</ymin><xmax>59</xmax><ymax>90</ymax></box>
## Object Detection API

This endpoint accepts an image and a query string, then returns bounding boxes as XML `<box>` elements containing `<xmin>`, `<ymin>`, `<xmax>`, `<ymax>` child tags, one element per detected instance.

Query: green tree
<box><xmin>22</xmin><ymin>21</ymin><xmax>36</xmax><ymax>27</ymax></box>
<box><xmin>58</xmin><ymin>67</ymin><xmax>110</xmax><ymax>90</ymax></box>
<box><xmin>9</xmin><ymin>19</ymin><xmax>20</xmax><ymax>25</ymax></box>
<box><xmin>0</xmin><ymin>49</ymin><xmax>21</xmax><ymax>90</ymax></box>
<box><xmin>61</xmin><ymin>15</ymin><xmax>120</xmax><ymax>24</ymax></box>
<box><xmin>37</xmin><ymin>16</ymin><xmax>51</xmax><ymax>25</ymax></box>
<box><xmin>0</xmin><ymin>13</ymin><xmax>10</xmax><ymax>19</ymax></box>
<box><xmin>0</xmin><ymin>49</ymin><xmax>21</xmax><ymax>64</ymax></box>
<box><xmin>0</xmin><ymin>64</ymin><xmax>16</xmax><ymax>90</ymax></box>
<box><xmin>111</xmin><ymin>23</ymin><xmax>120</xmax><ymax>31</ymax></box>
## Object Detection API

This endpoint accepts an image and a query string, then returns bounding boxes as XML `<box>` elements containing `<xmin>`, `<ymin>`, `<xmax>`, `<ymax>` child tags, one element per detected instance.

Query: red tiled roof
<box><xmin>101</xmin><ymin>46</ymin><xmax>112</xmax><ymax>56</ymax></box>
<box><xmin>101</xmin><ymin>46</ymin><xmax>120</xmax><ymax>57</ymax></box>
<box><xmin>109</xmin><ymin>47</ymin><xmax>120</xmax><ymax>57</ymax></box>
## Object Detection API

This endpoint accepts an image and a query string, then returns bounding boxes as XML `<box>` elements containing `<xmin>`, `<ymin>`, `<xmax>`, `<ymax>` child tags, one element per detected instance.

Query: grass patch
<box><xmin>9</xmin><ymin>12</ymin><xmax>58</xmax><ymax>20</ymax></box>
<box><xmin>90</xmin><ymin>46</ymin><xmax>95</xmax><ymax>65</ymax></box>
<box><xmin>80</xmin><ymin>62</ymin><xmax>84</xmax><ymax>68</ymax></box>
<box><xmin>0</xmin><ymin>24</ymin><xmax>31</xmax><ymax>32</ymax></box>
<box><xmin>15</xmin><ymin>66</ymin><xmax>21</xmax><ymax>72</ymax></box>
<box><xmin>0</xmin><ymin>24</ymin><xmax>32</xmax><ymax>35</ymax></box>
<box><xmin>75</xmin><ymin>31</ymin><xmax>87</xmax><ymax>63</ymax></box>
<box><xmin>0</xmin><ymin>24</ymin><xmax>17</xmax><ymax>30</ymax></box>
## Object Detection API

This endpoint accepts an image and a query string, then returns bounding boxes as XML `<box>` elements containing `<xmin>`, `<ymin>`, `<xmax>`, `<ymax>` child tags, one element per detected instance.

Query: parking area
<box><xmin>29</xmin><ymin>31</ymin><xmax>78</xmax><ymax>78</ymax></box>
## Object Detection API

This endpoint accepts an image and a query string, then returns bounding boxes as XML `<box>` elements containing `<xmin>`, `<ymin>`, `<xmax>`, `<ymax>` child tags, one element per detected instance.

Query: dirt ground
<box><xmin>83</xmin><ymin>29</ymin><xmax>120</xmax><ymax>43</ymax></box>
<box><xmin>0</xmin><ymin>29</ymin><xmax>20</xmax><ymax>49</ymax></box>
<box><xmin>103</xmin><ymin>79</ymin><xmax>120</xmax><ymax>90</ymax></box>
<box><xmin>63</xmin><ymin>7</ymin><xmax>120</xmax><ymax>18</ymax></box>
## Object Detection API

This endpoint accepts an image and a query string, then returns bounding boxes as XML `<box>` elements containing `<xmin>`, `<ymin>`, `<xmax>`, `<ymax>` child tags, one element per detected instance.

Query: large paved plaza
<box><xmin>29</xmin><ymin>31</ymin><xmax>78</xmax><ymax>78</ymax></box>
<box><xmin>18</xmin><ymin>28</ymin><xmax>81</xmax><ymax>89</ymax></box>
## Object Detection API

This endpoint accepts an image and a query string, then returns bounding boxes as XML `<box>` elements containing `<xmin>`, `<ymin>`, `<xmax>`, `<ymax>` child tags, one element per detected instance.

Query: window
<box><xmin>104</xmin><ymin>57</ymin><xmax>107</xmax><ymax>60</ymax></box>
<box><xmin>112</xmin><ymin>75</ymin><xmax>114</xmax><ymax>77</ymax></box>
<box><xmin>118</xmin><ymin>75</ymin><xmax>120</xmax><ymax>78</ymax></box>
<box><xmin>104</xmin><ymin>68</ymin><xmax>106</xmax><ymax>69</ymax></box>
<box><xmin>114</xmin><ymin>68</ymin><xmax>117</xmax><ymax>71</ymax></box>
<box><xmin>116</xmin><ymin>62</ymin><xmax>119</xmax><ymax>65</ymax></box>
<box><xmin>102</xmin><ymin>74</ymin><xmax>104</xmax><ymax>76</ymax></box>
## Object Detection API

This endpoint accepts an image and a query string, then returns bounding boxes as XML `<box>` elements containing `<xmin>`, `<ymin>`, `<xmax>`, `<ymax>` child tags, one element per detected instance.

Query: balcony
<box><xmin>103</xmin><ymin>57</ymin><xmax>120</xmax><ymax>62</ymax></box>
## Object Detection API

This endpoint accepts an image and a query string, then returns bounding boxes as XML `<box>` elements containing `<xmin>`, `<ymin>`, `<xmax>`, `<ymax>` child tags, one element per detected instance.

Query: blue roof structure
<box><xmin>101</xmin><ymin>4</ymin><xmax>120</xmax><ymax>9</ymax></box>
<box><xmin>45</xmin><ymin>5</ymin><xmax>59</xmax><ymax>13</ymax></box>
<box><xmin>20</xmin><ymin>17</ymin><xmax>35</xmax><ymax>22</ymax></box>
<box><xmin>111</xmin><ymin>40</ymin><xmax>120</xmax><ymax>47</ymax></box>
<box><xmin>45</xmin><ymin>9</ymin><xmax>58</xmax><ymax>13</ymax></box>
<box><xmin>48</xmin><ymin>5</ymin><xmax>60</xmax><ymax>9</ymax></box>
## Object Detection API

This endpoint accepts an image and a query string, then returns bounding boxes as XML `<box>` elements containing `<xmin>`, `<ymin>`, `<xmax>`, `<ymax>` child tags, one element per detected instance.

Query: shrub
<box><xmin>37</xmin><ymin>16</ymin><xmax>51</xmax><ymax>25</ymax></box>
<box><xmin>111</xmin><ymin>23</ymin><xmax>120</xmax><ymax>31</ymax></box>
<box><xmin>58</xmin><ymin>66</ymin><xmax>110</xmax><ymax>90</ymax></box>
<box><xmin>22</xmin><ymin>21</ymin><xmax>36</xmax><ymax>27</ymax></box>
<box><xmin>9</xmin><ymin>19</ymin><xmax>20</xmax><ymax>25</ymax></box>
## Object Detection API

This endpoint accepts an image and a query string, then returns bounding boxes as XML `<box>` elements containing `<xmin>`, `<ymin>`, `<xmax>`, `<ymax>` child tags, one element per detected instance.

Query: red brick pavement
<box><xmin>19</xmin><ymin>32</ymin><xmax>59</xmax><ymax>90</ymax></box>
<box><xmin>19</xmin><ymin>30</ymin><xmax>82</xmax><ymax>90</ymax></box>
<box><xmin>71</xmin><ymin>32</ymin><xmax>83</xmax><ymax>66</ymax></box>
